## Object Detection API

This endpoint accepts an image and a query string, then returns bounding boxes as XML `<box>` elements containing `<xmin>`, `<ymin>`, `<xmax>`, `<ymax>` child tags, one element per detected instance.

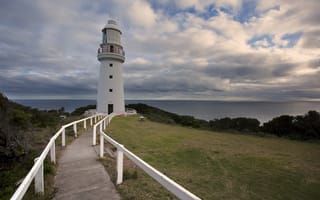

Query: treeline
<box><xmin>127</xmin><ymin>103</ymin><xmax>320</xmax><ymax>140</ymax></box>
<box><xmin>262</xmin><ymin>111</ymin><xmax>320</xmax><ymax>140</ymax></box>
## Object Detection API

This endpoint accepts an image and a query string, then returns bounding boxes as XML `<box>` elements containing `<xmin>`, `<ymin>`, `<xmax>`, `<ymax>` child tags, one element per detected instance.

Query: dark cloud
<box><xmin>0</xmin><ymin>0</ymin><xmax>319</xmax><ymax>101</ymax></box>
<box><xmin>0</xmin><ymin>0</ymin><xmax>45</xmax><ymax>29</ymax></box>
<box><xmin>204</xmin><ymin>65</ymin><xmax>266</xmax><ymax>79</ymax></box>
<box><xmin>300</xmin><ymin>30</ymin><xmax>320</xmax><ymax>49</ymax></box>
<box><xmin>271</xmin><ymin>63</ymin><xmax>297</xmax><ymax>77</ymax></box>
<box><xmin>0</xmin><ymin>73</ymin><xmax>96</xmax><ymax>96</ymax></box>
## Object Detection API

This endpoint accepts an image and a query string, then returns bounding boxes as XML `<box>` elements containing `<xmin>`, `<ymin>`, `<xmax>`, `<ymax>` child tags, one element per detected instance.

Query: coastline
<box><xmin>13</xmin><ymin>99</ymin><xmax>320</xmax><ymax>123</ymax></box>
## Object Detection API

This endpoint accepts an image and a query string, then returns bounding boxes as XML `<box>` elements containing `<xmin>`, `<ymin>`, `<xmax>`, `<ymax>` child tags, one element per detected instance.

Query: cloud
<box><xmin>299</xmin><ymin>30</ymin><xmax>320</xmax><ymax>49</ymax></box>
<box><xmin>172</xmin><ymin>0</ymin><xmax>241</xmax><ymax>12</ymax></box>
<box><xmin>116</xmin><ymin>0</ymin><xmax>157</xmax><ymax>28</ymax></box>
<box><xmin>0</xmin><ymin>0</ymin><xmax>319</xmax><ymax>101</ymax></box>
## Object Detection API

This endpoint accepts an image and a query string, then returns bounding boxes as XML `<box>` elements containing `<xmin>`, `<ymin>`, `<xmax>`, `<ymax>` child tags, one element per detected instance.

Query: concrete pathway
<box><xmin>54</xmin><ymin>128</ymin><xmax>120</xmax><ymax>200</ymax></box>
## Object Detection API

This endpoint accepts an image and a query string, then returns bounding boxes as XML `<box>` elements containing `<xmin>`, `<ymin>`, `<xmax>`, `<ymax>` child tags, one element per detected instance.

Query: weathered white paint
<box><xmin>84</xmin><ymin>120</ymin><xmax>87</xmax><ymax>129</ymax></box>
<box><xmin>93</xmin><ymin>125</ymin><xmax>97</xmax><ymax>146</ymax></box>
<box><xmin>62</xmin><ymin>129</ymin><xmax>65</xmax><ymax>147</ymax></box>
<box><xmin>116</xmin><ymin>148</ymin><xmax>124</xmax><ymax>184</ymax></box>
<box><xmin>97</xmin><ymin>20</ymin><xmax>125</xmax><ymax>114</ymax></box>
<box><xmin>100</xmin><ymin>134</ymin><xmax>104</xmax><ymax>158</ymax></box>
<box><xmin>34</xmin><ymin>157</ymin><xmax>44</xmax><ymax>193</ymax></box>
<box><xmin>50</xmin><ymin>141</ymin><xmax>56</xmax><ymax>164</ymax></box>
<box><xmin>10</xmin><ymin>113</ymin><xmax>105</xmax><ymax>200</ymax></box>
<box><xmin>73</xmin><ymin>123</ymin><xmax>77</xmax><ymax>137</ymax></box>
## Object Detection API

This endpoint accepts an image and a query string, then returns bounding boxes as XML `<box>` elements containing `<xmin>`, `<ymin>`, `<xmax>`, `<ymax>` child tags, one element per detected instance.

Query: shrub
<box><xmin>262</xmin><ymin>111</ymin><xmax>320</xmax><ymax>140</ymax></box>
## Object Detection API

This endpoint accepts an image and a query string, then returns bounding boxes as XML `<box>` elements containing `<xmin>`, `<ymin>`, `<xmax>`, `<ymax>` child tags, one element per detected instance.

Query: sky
<box><xmin>0</xmin><ymin>0</ymin><xmax>319</xmax><ymax>101</ymax></box>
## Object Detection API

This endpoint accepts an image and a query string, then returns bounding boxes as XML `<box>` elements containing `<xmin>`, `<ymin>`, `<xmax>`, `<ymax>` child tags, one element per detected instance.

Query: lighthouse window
<box><xmin>109</xmin><ymin>89</ymin><xmax>113</xmax><ymax>92</ymax></box>
<box><xmin>109</xmin><ymin>63</ymin><xmax>113</xmax><ymax>67</ymax></box>
<box><xmin>109</xmin><ymin>75</ymin><xmax>113</xmax><ymax>79</ymax></box>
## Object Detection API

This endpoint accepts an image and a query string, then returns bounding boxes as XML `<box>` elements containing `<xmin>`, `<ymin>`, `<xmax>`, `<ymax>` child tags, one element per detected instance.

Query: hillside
<box><xmin>0</xmin><ymin>93</ymin><xmax>67</xmax><ymax>199</ymax></box>
<box><xmin>103</xmin><ymin>116</ymin><xmax>320</xmax><ymax>200</ymax></box>
<box><xmin>127</xmin><ymin>103</ymin><xmax>320</xmax><ymax>140</ymax></box>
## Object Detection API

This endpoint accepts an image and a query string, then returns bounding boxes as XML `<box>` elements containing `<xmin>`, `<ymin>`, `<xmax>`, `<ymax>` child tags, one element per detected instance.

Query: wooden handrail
<box><xmin>10</xmin><ymin>113</ymin><xmax>106</xmax><ymax>200</ymax></box>
<box><xmin>98</xmin><ymin>114</ymin><xmax>201</xmax><ymax>200</ymax></box>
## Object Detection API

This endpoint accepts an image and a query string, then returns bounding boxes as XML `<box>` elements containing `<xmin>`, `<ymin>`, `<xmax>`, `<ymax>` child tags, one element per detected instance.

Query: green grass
<box><xmin>103</xmin><ymin>116</ymin><xmax>320</xmax><ymax>200</ymax></box>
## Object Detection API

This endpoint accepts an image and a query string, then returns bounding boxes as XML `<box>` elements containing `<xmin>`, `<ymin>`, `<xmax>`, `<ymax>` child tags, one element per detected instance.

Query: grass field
<box><xmin>103</xmin><ymin>116</ymin><xmax>320</xmax><ymax>200</ymax></box>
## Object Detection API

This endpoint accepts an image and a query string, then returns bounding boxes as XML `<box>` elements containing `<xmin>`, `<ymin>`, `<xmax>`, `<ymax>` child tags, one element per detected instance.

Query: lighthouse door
<box><xmin>108</xmin><ymin>104</ymin><xmax>113</xmax><ymax>114</ymax></box>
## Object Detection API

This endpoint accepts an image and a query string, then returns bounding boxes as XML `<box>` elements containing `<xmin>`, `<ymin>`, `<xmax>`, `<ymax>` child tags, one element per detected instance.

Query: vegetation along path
<box><xmin>54</xmin><ymin>128</ymin><xmax>120</xmax><ymax>200</ymax></box>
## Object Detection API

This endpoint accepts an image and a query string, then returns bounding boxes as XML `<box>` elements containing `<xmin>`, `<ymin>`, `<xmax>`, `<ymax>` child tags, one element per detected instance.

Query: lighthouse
<box><xmin>97</xmin><ymin>20</ymin><xmax>125</xmax><ymax>114</ymax></box>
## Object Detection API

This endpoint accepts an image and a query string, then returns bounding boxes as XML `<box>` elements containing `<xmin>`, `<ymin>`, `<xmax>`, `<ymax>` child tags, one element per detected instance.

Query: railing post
<box><xmin>100</xmin><ymin>122</ymin><xmax>102</xmax><ymax>133</ymax></box>
<box><xmin>103</xmin><ymin>118</ymin><xmax>106</xmax><ymax>129</ymax></box>
<box><xmin>84</xmin><ymin>120</ymin><xmax>87</xmax><ymax>129</ymax></box>
<box><xmin>93</xmin><ymin>126</ymin><xmax>96</xmax><ymax>145</ymax></box>
<box><xmin>62</xmin><ymin>128</ymin><xmax>65</xmax><ymax>147</ymax></box>
<box><xmin>34</xmin><ymin>157</ymin><xmax>44</xmax><ymax>194</ymax></box>
<box><xmin>73</xmin><ymin>123</ymin><xmax>77</xmax><ymax>137</ymax></box>
<box><xmin>100</xmin><ymin>133</ymin><xmax>104</xmax><ymax>158</ymax></box>
<box><xmin>95</xmin><ymin>116</ymin><xmax>97</xmax><ymax>123</ymax></box>
<box><xmin>50</xmin><ymin>140</ymin><xmax>56</xmax><ymax>164</ymax></box>
<box><xmin>90</xmin><ymin>117</ymin><xmax>93</xmax><ymax>126</ymax></box>
<box><xmin>116</xmin><ymin>146</ymin><xmax>124</xmax><ymax>185</ymax></box>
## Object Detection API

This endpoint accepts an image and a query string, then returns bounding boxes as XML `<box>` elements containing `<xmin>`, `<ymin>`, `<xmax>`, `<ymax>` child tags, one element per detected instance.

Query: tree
<box><xmin>262</xmin><ymin>115</ymin><xmax>294</xmax><ymax>137</ymax></box>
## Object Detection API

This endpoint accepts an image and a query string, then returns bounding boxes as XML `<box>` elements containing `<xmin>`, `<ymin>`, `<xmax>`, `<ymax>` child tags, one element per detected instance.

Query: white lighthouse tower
<box><xmin>97</xmin><ymin>20</ymin><xmax>125</xmax><ymax>114</ymax></box>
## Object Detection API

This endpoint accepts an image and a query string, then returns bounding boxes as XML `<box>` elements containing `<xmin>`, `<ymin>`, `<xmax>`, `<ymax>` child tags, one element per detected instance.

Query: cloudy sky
<box><xmin>0</xmin><ymin>0</ymin><xmax>319</xmax><ymax>101</ymax></box>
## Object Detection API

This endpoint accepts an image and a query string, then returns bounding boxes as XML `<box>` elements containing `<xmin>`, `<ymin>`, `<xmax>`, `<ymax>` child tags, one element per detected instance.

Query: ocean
<box><xmin>13</xmin><ymin>99</ymin><xmax>320</xmax><ymax>123</ymax></box>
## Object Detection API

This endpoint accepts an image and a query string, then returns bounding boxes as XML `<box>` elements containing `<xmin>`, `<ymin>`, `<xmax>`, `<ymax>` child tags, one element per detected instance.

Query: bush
<box><xmin>209</xmin><ymin>117</ymin><xmax>260</xmax><ymax>132</ymax></box>
<box><xmin>262</xmin><ymin>111</ymin><xmax>320</xmax><ymax>140</ymax></box>
<box><xmin>0</xmin><ymin>92</ymin><xmax>61</xmax><ymax>163</ymax></box>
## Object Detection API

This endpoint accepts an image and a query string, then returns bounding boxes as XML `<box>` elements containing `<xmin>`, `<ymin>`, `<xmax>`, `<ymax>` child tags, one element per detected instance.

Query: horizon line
<box><xmin>11</xmin><ymin>98</ymin><xmax>320</xmax><ymax>103</ymax></box>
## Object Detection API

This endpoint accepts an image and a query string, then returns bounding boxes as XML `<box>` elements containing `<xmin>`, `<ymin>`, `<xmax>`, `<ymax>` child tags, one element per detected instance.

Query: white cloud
<box><xmin>116</xmin><ymin>0</ymin><xmax>157</xmax><ymax>28</ymax></box>
<box><xmin>0</xmin><ymin>0</ymin><xmax>319</xmax><ymax>100</ymax></box>
<box><xmin>256</xmin><ymin>0</ymin><xmax>279</xmax><ymax>12</ymax></box>
<box><xmin>173</xmin><ymin>0</ymin><xmax>241</xmax><ymax>12</ymax></box>
<box><xmin>128</xmin><ymin>57</ymin><xmax>151</xmax><ymax>65</ymax></box>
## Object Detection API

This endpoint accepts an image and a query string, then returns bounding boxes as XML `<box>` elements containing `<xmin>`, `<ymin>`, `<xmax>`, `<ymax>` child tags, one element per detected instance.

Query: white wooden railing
<box><xmin>10</xmin><ymin>113</ymin><xmax>106</xmax><ymax>200</ymax></box>
<box><xmin>93</xmin><ymin>114</ymin><xmax>202</xmax><ymax>200</ymax></box>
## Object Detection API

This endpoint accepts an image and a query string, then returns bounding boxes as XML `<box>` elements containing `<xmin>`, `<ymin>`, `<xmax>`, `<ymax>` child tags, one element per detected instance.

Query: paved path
<box><xmin>54</xmin><ymin>128</ymin><xmax>120</xmax><ymax>200</ymax></box>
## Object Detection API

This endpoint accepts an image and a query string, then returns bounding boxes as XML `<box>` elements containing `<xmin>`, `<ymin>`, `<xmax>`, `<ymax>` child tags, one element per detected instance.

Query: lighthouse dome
<box><xmin>104</xmin><ymin>20</ymin><xmax>121</xmax><ymax>33</ymax></box>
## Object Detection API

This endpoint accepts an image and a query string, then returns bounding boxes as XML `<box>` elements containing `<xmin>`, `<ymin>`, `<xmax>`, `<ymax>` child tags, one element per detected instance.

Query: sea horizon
<box><xmin>11</xmin><ymin>98</ymin><xmax>320</xmax><ymax>103</ymax></box>
<box><xmin>13</xmin><ymin>99</ymin><xmax>320</xmax><ymax>123</ymax></box>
